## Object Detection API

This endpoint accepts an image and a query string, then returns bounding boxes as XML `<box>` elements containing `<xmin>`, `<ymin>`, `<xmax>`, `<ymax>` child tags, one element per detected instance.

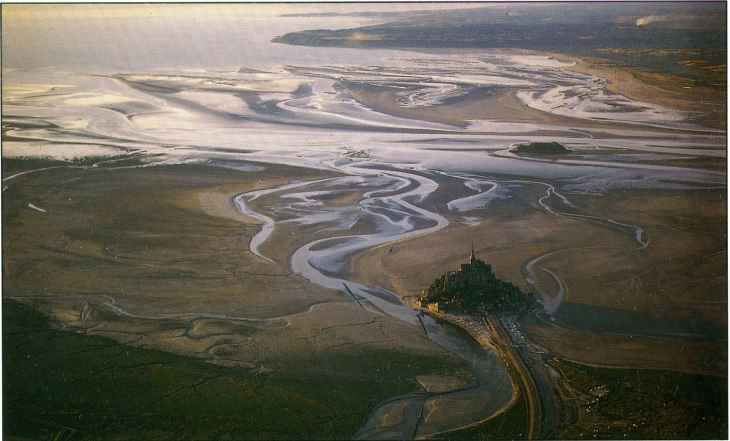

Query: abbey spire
<box><xmin>419</xmin><ymin>245</ymin><xmax>532</xmax><ymax>314</ymax></box>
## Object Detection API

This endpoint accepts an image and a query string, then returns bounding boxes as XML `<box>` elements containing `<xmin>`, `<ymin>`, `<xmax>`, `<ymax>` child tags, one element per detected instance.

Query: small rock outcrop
<box><xmin>510</xmin><ymin>141</ymin><xmax>571</xmax><ymax>155</ymax></box>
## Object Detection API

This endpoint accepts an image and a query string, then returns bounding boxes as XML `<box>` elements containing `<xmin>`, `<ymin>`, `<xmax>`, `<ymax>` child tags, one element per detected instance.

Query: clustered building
<box><xmin>444</xmin><ymin>247</ymin><xmax>495</xmax><ymax>290</ymax></box>
<box><xmin>420</xmin><ymin>247</ymin><xmax>533</xmax><ymax>314</ymax></box>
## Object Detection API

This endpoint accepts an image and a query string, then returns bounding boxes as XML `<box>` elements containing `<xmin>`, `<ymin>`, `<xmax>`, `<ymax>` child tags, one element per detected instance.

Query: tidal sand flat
<box><xmin>3</xmin><ymin>3</ymin><xmax>726</xmax><ymax>439</ymax></box>
<box><xmin>3</xmin><ymin>158</ymin><xmax>492</xmax><ymax>438</ymax></box>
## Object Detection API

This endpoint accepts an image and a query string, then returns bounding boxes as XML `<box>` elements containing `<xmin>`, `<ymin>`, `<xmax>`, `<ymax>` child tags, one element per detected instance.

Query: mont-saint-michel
<box><xmin>419</xmin><ymin>247</ymin><xmax>533</xmax><ymax>315</ymax></box>
<box><xmin>3</xmin><ymin>3</ymin><xmax>726</xmax><ymax>440</ymax></box>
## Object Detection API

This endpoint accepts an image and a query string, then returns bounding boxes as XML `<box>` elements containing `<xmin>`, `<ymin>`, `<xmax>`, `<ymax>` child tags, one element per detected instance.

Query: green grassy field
<box><xmin>549</xmin><ymin>359</ymin><xmax>727</xmax><ymax>440</ymax></box>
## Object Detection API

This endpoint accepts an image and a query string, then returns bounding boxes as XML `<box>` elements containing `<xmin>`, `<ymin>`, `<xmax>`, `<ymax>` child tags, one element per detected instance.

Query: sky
<box><xmin>2</xmin><ymin>2</ymin><xmax>487</xmax><ymax>20</ymax></box>
<box><xmin>1</xmin><ymin>2</ymin><xmax>490</xmax><ymax>70</ymax></box>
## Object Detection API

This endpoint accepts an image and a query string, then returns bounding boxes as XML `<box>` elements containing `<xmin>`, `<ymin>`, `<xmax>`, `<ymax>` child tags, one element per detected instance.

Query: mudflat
<box><xmin>3</xmin><ymin>158</ymin><xmax>479</xmax><ymax>437</ymax></box>
<box><xmin>340</xmin><ymin>50</ymin><xmax>725</xmax><ymax>131</ymax></box>
<box><xmin>560</xmin><ymin>54</ymin><xmax>727</xmax><ymax>129</ymax></box>
<box><xmin>3</xmin><ymin>7</ymin><xmax>725</xmax><ymax>435</ymax></box>
<box><xmin>349</xmin><ymin>179</ymin><xmax>727</xmax><ymax>377</ymax></box>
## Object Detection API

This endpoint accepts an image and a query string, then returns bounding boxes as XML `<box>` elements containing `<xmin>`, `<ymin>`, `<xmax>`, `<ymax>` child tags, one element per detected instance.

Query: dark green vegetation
<box><xmin>549</xmin><ymin>359</ymin><xmax>727</xmax><ymax>440</ymax></box>
<box><xmin>3</xmin><ymin>299</ymin><xmax>461</xmax><ymax>439</ymax></box>
<box><xmin>274</xmin><ymin>2</ymin><xmax>726</xmax><ymax>91</ymax></box>
<box><xmin>511</xmin><ymin>142</ymin><xmax>571</xmax><ymax>155</ymax></box>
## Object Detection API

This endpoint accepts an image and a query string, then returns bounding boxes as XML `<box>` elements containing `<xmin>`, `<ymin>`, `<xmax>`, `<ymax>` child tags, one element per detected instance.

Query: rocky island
<box><xmin>420</xmin><ymin>247</ymin><xmax>533</xmax><ymax>315</ymax></box>
<box><xmin>510</xmin><ymin>141</ymin><xmax>571</xmax><ymax>155</ymax></box>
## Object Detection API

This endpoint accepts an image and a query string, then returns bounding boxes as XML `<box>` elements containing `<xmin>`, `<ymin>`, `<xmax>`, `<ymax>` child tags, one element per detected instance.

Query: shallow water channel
<box><xmin>353</xmin><ymin>314</ymin><xmax>513</xmax><ymax>439</ymax></box>
<box><xmin>4</xmin><ymin>7</ymin><xmax>724</xmax><ymax>438</ymax></box>
<box><xmin>235</xmin><ymin>168</ymin><xmax>515</xmax><ymax>438</ymax></box>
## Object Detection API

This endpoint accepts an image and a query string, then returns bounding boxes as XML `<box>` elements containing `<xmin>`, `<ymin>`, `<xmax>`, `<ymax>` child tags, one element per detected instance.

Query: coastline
<box><xmin>554</xmin><ymin>53</ymin><xmax>726</xmax><ymax>129</ymax></box>
<box><xmin>339</xmin><ymin>49</ymin><xmax>726</xmax><ymax>132</ymax></box>
<box><xmin>4</xmin><ymin>2</ymin><xmax>726</xmax><ymax>438</ymax></box>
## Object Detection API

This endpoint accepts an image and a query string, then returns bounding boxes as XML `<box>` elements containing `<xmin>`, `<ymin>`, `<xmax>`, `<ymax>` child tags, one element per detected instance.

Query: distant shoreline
<box><xmin>336</xmin><ymin>51</ymin><xmax>720</xmax><ymax>133</ymax></box>
<box><xmin>274</xmin><ymin>33</ymin><xmax>725</xmax><ymax>130</ymax></box>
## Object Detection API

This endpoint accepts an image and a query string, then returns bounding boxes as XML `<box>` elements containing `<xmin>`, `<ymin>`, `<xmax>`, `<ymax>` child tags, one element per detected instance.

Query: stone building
<box><xmin>420</xmin><ymin>246</ymin><xmax>532</xmax><ymax>315</ymax></box>
<box><xmin>443</xmin><ymin>246</ymin><xmax>496</xmax><ymax>292</ymax></box>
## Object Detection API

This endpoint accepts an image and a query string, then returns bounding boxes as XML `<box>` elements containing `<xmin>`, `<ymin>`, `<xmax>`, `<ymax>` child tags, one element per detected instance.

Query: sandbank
<box><xmin>556</xmin><ymin>53</ymin><xmax>727</xmax><ymax>129</ymax></box>
<box><xmin>342</xmin><ymin>81</ymin><xmax>604</xmax><ymax>130</ymax></box>
<box><xmin>341</xmin><ymin>50</ymin><xmax>726</xmax><ymax>131</ymax></box>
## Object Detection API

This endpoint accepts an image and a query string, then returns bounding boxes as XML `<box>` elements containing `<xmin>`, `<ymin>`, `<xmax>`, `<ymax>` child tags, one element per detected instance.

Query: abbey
<box><xmin>444</xmin><ymin>246</ymin><xmax>496</xmax><ymax>292</ymax></box>
<box><xmin>420</xmin><ymin>247</ymin><xmax>533</xmax><ymax>315</ymax></box>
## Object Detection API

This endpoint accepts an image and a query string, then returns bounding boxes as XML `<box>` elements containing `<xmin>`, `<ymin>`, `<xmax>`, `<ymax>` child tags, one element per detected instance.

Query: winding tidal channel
<box><xmin>3</xmin><ymin>8</ymin><xmax>725</xmax><ymax>438</ymax></box>
<box><xmin>231</xmin><ymin>158</ymin><xmax>659</xmax><ymax>437</ymax></box>
<box><xmin>233</xmin><ymin>165</ymin><xmax>517</xmax><ymax>437</ymax></box>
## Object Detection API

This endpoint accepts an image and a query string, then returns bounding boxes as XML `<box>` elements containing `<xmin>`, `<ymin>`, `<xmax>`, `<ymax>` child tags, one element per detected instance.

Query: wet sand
<box><xmin>347</xmin><ymin>177</ymin><xmax>727</xmax><ymax>377</ymax></box>
<box><xmin>341</xmin><ymin>50</ymin><xmax>726</xmax><ymax>132</ymax></box>
<box><xmin>4</xmin><ymin>5</ymin><xmax>726</xmax><ymax>437</ymax></box>
<box><xmin>3</xmin><ymin>157</ymin><xmax>500</xmax><ymax>436</ymax></box>
<box><xmin>558</xmin><ymin>54</ymin><xmax>727</xmax><ymax>129</ymax></box>
<box><xmin>524</xmin><ymin>325</ymin><xmax>727</xmax><ymax>377</ymax></box>
<box><xmin>342</xmin><ymin>80</ymin><xmax>612</xmax><ymax>130</ymax></box>
<box><xmin>3</xmin><ymin>46</ymin><xmax>725</xmax><ymax>437</ymax></box>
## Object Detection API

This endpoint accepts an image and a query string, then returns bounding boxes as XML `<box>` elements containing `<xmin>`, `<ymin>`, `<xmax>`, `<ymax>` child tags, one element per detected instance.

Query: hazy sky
<box><xmin>2</xmin><ymin>3</ymin><xmax>487</xmax><ymax>70</ymax></box>
<box><xmin>2</xmin><ymin>3</ymin><xmax>485</xmax><ymax>20</ymax></box>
